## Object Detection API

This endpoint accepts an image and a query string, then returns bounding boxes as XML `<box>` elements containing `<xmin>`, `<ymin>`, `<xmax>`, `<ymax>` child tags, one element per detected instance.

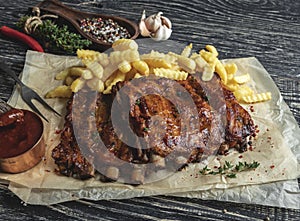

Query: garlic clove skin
<box><xmin>161</xmin><ymin>16</ymin><xmax>172</xmax><ymax>29</ymax></box>
<box><xmin>141</xmin><ymin>10</ymin><xmax>147</xmax><ymax>20</ymax></box>
<box><xmin>139</xmin><ymin>20</ymin><xmax>151</xmax><ymax>37</ymax></box>
<box><xmin>150</xmin><ymin>25</ymin><xmax>172</xmax><ymax>41</ymax></box>
<box><xmin>144</xmin><ymin>12</ymin><xmax>163</xmax><ymax>33</ymax></box>
<box><xmin>139</xmin><ymin>10</ymin><xmax>151</xmax><ymax>37</ymax></box>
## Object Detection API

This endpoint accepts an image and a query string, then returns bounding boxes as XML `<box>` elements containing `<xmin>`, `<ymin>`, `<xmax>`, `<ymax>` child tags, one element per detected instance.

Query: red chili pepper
<box><xmin>0</xmin><ymin>26</ymin><xmax>44</xmax><ymax>52</ymax></box>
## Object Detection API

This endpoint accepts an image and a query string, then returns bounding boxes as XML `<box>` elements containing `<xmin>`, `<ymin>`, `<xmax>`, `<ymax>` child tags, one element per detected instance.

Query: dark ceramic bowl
<box><xmin>36</xmin><ymin>0</ymin><xmax>139</xmax><ymax>52</ymax></box>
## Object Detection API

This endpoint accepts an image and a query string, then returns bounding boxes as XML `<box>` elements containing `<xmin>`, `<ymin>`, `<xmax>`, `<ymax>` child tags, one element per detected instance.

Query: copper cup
<box><xmin>0</xmin><ymin>110</ymin><xmax>45</xmax><ymax>173</ymax></box>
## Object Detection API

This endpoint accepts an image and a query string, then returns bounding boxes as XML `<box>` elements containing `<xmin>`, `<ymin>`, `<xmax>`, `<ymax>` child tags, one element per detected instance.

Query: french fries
<box><xmin>45</xmin><ymin>85</ymin><xmax>72</xmax><ymax>98</ymax></box>
<box><xmin>46</xmin><ymin>40</ymin><xmax>272</xmax><ymax>104</ymax></box>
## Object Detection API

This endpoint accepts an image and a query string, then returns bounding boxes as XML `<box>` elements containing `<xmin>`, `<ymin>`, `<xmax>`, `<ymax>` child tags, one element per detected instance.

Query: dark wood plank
<box><xmin>0</xmin><ymin>0</ymin><xmax>299</xmax><ymax>220</ymax></box>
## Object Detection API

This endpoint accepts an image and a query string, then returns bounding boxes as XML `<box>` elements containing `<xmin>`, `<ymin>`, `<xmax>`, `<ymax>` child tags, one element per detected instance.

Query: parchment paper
<box><xmin>1</xmin><ymin>51</ymin><xmax>299</xmax><ymax>208</ymax></box>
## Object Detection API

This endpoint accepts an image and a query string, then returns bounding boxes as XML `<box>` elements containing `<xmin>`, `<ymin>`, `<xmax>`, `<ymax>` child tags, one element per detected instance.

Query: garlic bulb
<box><xmin>145</xmin><ymin>12</ymin><xmax>162</xmax><ymax>33</ymax></box>
<box><xmin>139</xmin><ymin>10</ymin><xmax>172</xmax><ymax>41</ymax></box>
<box><xmin>150</xmin><ymin>25</ymin><xmax>172</xmax><ymax>41</ymax></box>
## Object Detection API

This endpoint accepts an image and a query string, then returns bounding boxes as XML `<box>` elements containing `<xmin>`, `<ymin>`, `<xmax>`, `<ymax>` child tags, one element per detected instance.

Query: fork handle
<box><xmin>0</xmin><ymin>60</ymin><xmax>25</xmax><ymax>86</ymax></box>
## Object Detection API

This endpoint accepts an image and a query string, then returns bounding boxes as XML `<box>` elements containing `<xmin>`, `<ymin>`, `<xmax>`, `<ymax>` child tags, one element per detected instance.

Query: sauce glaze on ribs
<box><xmin>52</xmin><ymin>74</ymin><xmax>255</xmax><ymax>181</ymax></box>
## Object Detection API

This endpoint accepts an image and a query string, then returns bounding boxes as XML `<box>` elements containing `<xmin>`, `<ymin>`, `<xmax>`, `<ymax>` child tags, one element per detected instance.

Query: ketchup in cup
<box><xmin>0</xmin><ymin>108</ymin><xmax>45</xmax><ymax>173</ymax></box>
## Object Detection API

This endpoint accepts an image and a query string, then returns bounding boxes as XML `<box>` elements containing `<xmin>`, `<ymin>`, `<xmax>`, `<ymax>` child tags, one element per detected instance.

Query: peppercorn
<box><xmin>80</xmin><ymin>17</ymin><xmax>131</xmax><ymax>43</ymax></box>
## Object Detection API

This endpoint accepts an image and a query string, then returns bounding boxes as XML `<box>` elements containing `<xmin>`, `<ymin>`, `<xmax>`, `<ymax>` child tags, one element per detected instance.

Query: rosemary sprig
<box><xmin>199</xmin><ymin>160</ymin><xmax>260</xmax><ymax>178</ymax></box>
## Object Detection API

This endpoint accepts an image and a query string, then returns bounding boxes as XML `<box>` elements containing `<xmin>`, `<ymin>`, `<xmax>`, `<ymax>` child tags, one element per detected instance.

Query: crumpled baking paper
<box><xmin>0</xmin><ymin>50</ymin><xmax>299</xmax><ymax>209</ymax></box>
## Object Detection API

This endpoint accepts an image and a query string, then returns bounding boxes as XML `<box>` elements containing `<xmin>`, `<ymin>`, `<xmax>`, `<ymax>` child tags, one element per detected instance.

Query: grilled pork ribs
<box><xmin>52</xmin><ymin>74</ymin><xmax>255</xmax><ymax>182</ymax></box>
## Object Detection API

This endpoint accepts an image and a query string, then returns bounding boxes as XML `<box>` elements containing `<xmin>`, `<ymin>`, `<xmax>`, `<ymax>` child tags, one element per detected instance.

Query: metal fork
<box><xmin>0</xmin><ymin>60</ymin><xmax>61</xmax><ymax>122</ymax></box>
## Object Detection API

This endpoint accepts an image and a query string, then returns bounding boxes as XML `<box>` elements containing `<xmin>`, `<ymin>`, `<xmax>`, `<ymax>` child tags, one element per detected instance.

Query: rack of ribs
<box><xmin>52</xmin><ymin>73</ymin><xmax>255</xmax><ymax>183</ymax></box>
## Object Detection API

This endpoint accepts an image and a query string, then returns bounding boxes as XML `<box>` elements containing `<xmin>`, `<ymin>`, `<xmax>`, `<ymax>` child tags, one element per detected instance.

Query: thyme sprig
<box><xmin>199</xmin><ymin>160</ymin><xmax>260</xmax><ymax>178</ymax></box>
<box><xmin>235</xmin><ymin>161</ymin><xmax>260</xmax><ymax>172</ymax></box>
<box><xmin>39</xmin><ymin>20</ymin><xmax>92</xmax><ymax>53</ymax></box>
<box><xmin>17</xmin><ymin>16</ymin><xmax>92</xmax><ymax>53</ymax></box>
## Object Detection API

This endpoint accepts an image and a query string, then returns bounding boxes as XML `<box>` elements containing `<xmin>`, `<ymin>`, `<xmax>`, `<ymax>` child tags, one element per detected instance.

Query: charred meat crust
<box><xmin>52</xmin><ymin>74</ymin><xmax>255</xmax><ymax>180</ymax></box>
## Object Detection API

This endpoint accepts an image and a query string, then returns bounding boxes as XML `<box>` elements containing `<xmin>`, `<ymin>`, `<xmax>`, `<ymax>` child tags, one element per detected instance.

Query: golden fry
<box><xmin>48</xmin><ymin>40</ymin><xmax>272</xmax><ymax>104</ymax></box>
<box><xmin>176</xmin><ymin>56</ymin><xmax>196</xmax><ymax>73</ymax></box>
<box><xmin>86</xmin><ymin>78</ymin><xmax>104</xmax><ymax>92</ymax></box>
<box><xmin>134</xmin><ymin>73</ymin><xmax>143</xmax><ymax>79</ymax></box>
<box><xmin>233</xmin><ymin>73</ymin><xmax>251</xmax><ymax>84</ymax></box>
<box><xmin>205</xmin><ymin>45</ymin><xmax>219</xmax><ymax>56</ymax></box>
<box><xmin>144</xmin><ymin>58</ymin><xmax>172</xmax><ymax>69</ymax></box>
<box><xmin>154</xmin><ymin>68</ymin><xmax>188</xmax><ymax>80</ymax></box>
<box><xmin>132</xmin><ymin>60</ymin><xmax>150</xmax><ymax>75</ymax></box>
<box><xmin>242</xmin><ymin>92</ymin><xmax>272</xmax><ymax>103</ymax></box>
<box><xmin>181</xmin><ymin>43</ymin><xmax>193</xmax><ymax>57</ymax></box>
<box><xmin>55</xmin><ymin>68</ymin><xmax>70</xmax><ymax>80</ymax></box>
<box><xmin>118</xmin><ymin>60</ymin><xmax>132</xmax><ymax>74</ymax></box>
<box><xmin>45</xmin><ymin>85</ymin><xmax>72</xmax><ymax>98</ymax></box>
<box><xmin>110</xmin><ymin>49</ymin><xmax>140</xmax><ymax>65</ymax></box>
<box><xmin>69</xmin><ymin>67</ymin><xmax>93</xmax><ymax>80</ymax></box>
<box><xmin>77</xmin><ymin>49</ymin><xmax>109</xmax><ymax>67</ymax></box>
<box><xmin>215</xmin><ymin>60</ymin><xmax>227</xmax><ymax>84</ymax></box>
<box><xmin>224</xmin><ymin>63</ymin><xmax>238</xmax><ymax>75</ymax></box>
<box><xmin>200</xmin><ymin>49</ymin><xmax>217</xmax><ymax>63</ymax></box>
<box><xmin>112</xmin><ymin>39</ymin><xmax>138</xmax><ymax>51</ymax></box>
<box><xmin>65</xmin><ymin>76</ymin><xmax>75</xmax><ymax>86</ymax></box>
<box><xmin>83</xmin><ymin>61</ymin><xmax>104</xmax><ymax>79</ymax></box>
<box><xmin>70</xmin><ymin>78</ymin><xmax>85</xmax><ymax>92</ymax></box>
<box><xmin>104</xmin><ymin>71</ymin><xmax>126</xmax><ymax>94</ymax></box>
<box><xmin>202</xmin><ymin>65</ymin><xmax>214</xmax><ymax>81</ymax></box>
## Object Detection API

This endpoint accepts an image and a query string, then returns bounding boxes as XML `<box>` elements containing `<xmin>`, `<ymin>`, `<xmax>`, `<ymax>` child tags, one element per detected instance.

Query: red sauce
<box><xmin>55</xmin><ymin>129</ymin><xmax>62</xmax><ymax>134</ymax></box>
<box><xmin>0</xmin><ymin>108</ymin><xmax>24</xmax><ymax>126</ymax></box>
<box><xmin>0</xmin><ymin>109</ymin><xmax>43</xmax><ymax>158</ymax></box>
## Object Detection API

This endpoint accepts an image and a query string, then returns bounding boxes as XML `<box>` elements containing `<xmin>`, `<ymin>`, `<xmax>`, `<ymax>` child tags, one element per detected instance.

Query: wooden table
<box><xmin>0</xmin><ymin>0</ymin><xmax>299</xmax><ymax>220</ymax></box>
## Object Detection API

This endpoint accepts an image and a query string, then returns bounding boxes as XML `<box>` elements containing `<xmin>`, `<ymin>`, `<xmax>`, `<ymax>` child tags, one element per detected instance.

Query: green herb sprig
<box><xmin>235</xmin><ymin>161</ymin><xmax>260</xmax><ymax>172</ymax></box>
<box><xmin>199</xmin><ymin>160</ymin><xmax>260</xmax><ymax>178</ymax></box>
<box><xmin>17</xmin><ymin>16</ymin><xmax>92</xmax><ymax>54</ymax></box>
<box><xmin>135</xmin><ymin>99</ymin><xmax>141</xmax><ymax>105</ymax></box>
<box><xmin>38</xmin><ymin>20</ymin><xmax>92</xmax><ymax>53</ymax></box>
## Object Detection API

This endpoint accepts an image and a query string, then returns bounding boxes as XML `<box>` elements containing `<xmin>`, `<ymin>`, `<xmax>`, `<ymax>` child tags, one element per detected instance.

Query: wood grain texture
<box><xmin>0</xmin><ymin>0</ymin><xmax>299</xmax><ymax>220</ymax></box>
